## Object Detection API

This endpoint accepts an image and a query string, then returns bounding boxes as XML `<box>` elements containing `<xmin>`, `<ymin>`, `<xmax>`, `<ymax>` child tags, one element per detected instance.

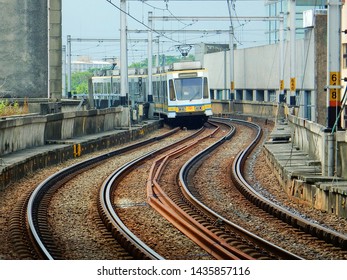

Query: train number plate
<box><xmin>186</xmin><ymin>106</ymin><xmax>195</xmax><ymax>112</ymax></box>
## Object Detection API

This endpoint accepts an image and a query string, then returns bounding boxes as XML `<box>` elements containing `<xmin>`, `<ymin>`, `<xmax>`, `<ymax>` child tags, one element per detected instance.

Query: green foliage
<box><xmin>70</xmin><ymin>70</ymin><xmax>94</xmax><ymax>94</ymax></box>
<box><xmin>0</xmin><ymin>100</ymin><xmax>23</xmax><ymax>116</ymax></box>
<box><xmin>128</xmin><ymin>55</ymin><xmax>195</xmax><ymax>68</ymax></box>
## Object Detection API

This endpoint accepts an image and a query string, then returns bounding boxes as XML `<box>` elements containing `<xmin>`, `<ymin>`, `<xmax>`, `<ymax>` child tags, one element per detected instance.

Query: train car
<box><xmin>91</xmin><ymin>61</ymin><xmax>213</xmax><ymax>126</ymax></box>
<box><xmin>91</xmin><ymin>68</ymin><xmax>147</xmax><ymax>108</ymax></box>
<box><xmin>152</xmin><ymin>61</ymin><xmax>212</xmax><ymax>126</ymax></box>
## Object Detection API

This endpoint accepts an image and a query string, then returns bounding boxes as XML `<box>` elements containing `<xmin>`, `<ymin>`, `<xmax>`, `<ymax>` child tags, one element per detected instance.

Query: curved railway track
<box><xmin>12</xmin><ymin>127</ymin><xmax>182</xmax><ymax>259</ymax></box>
<box><xmin>100</xmin><ymin>120</ymin><xmax>300</xmax><ymax>259</ymax></box>
<box><xmin>10</xmin><ymin>117</ymin><xmax>347</xmax><ymax>260</ymax></box>
<box><xmin>229</xmin><ymin>118</ymin><xmax>347</xmax><ymax>250</ymax></box>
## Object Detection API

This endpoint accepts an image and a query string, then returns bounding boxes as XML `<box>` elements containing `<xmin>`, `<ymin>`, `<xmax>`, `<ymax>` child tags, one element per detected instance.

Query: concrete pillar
<box><xmin>315</xmin><ymin>14</ymin><xmax>328</xmax><ymax>126</ymax></box>
<box><xmin>0</xmin><ymin>1</ymin><xmax>48</xmax><ymax>98</ymax></box>
<box><xmin>48</xmin><ymin>0</ymin><xmax>62</xmax><ymax>101</ymax></box>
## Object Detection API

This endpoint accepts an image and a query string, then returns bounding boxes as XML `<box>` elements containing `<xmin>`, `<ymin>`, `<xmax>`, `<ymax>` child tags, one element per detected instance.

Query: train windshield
<box><xmin>174</xmin><ymin>77</ymin><xmax>202</xmax><ymax>101</ymax></box>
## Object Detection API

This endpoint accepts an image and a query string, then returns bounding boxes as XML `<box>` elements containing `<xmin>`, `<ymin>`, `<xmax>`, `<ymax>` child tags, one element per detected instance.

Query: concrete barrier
<box><xmin>0</xmin><ymin>107</ymin><xmax>125</xmax><ymax>156</ymax></box>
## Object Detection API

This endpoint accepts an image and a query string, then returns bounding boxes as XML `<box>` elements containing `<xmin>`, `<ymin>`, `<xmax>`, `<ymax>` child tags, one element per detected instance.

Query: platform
<box><xmin>0</xmin><ymin>120</ymin><xmax>161</xmax><ymax>190</ymax></box>
<box><xmin>263</xmin><ymin>122</ymin><xmax>347</xmax><ymax>218</ymax></box>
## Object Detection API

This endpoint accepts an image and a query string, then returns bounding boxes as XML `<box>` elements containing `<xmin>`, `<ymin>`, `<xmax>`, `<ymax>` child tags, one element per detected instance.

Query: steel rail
<box><xmin>146</xmin><ymin>122</ymin><xmax>255</xmax><ymax>259</ymax></box>
<box><xmin>179</xmin><ymin>118</ymin><xmax>302</xmax><ymax>259</ymax></box>
<box><xmin>98</xmin><ymin>126</ymin><xmax>209</xmax><ymax>259</ymax></box>
<box><xmin>26</xmin><ymin>127</ymin><xmax>182</xmax><ymax>259</ymax></box>
<box><xmin>147</xmin><ymin>122</ymin><xmax>253</xmax><ymax>260</ymax></box>
<box><xmin>229</xmin><ymin>118</ymin><xmax>347</xmax><ymax>250</ymax></box>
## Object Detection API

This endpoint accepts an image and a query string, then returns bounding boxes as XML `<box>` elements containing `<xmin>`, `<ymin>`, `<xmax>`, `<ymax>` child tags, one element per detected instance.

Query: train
<box><xmin>91</xmin><ymin>61</ymin><xmax>213</xmax><ymax>126</ymax></box>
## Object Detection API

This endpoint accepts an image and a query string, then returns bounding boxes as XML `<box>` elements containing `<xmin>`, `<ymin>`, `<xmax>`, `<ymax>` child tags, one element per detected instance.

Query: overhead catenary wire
<box><xmin>105</xmin><ymin>0</ymin><xmax>183</xmax><ymax>44</ymax></box>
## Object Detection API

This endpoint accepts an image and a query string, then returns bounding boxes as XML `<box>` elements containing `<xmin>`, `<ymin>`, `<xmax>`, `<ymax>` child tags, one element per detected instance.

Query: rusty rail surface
<box><xmin>146</xmin><ymin>122</ymin><xmax>257</xmax><ymax>260</ymax></box>
<box><xmin>98</xmin><ymin>126</ymin><xmax>209</xmax><ymax>259</ymax></box>
<box><xmin>179</xmin><ymin>118</ymin><xmax>302</xmax><ymax>260</ymax></box>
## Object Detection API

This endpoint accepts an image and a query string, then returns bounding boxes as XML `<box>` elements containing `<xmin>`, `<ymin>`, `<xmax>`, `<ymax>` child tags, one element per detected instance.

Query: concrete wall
<box><xmin>204</xmin><ymin>13</ymin><xmax>329</xmax><ymax>125</ymax></box>
<box><xmin>0</xmin><ymin>0</ymin><xmax>62</xmax><ymax>99</ymax></box>
<box><xmin>49</xmin><ymin>0</ymin><xmax>62</xmax><ymax>100</ymax></box>
<box><xmin>0</xmin><ymin>1</ymin><xmax>48</xmax><ymax>98</ymax></box>
<box><xmin>288</xmin><ymin>114</ymin><xmax>347</xmax><ymax>179</ymax></box>
<box><xmin>288</xmin><ymin>114</ymin><xmax>325</xmax><ymax>165</ymax></box>
<box><xmin>204</xmin><ymin>38</ymin><xmax>315</xmax><ymax>92</ymax></box>
<box><xmin>212</xmin><ymin>100</ymin><xmax>279</xmax><ymax>120</ymax></box>
<box><xmin>0</xmin><ymin>107</ymin><xmax>127</xmax><ymax>156</ymax></box>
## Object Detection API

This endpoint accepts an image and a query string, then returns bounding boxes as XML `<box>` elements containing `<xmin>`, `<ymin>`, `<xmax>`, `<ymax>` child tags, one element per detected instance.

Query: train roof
<box><xmin>92</xmin><ymin>61</ymin><xmax>205</xmax><ymax>77</ymax></box>
<box><xmin>169</xmin><ymin>61</ymin><xmax>202</xmax><ymax>71</ymax></box>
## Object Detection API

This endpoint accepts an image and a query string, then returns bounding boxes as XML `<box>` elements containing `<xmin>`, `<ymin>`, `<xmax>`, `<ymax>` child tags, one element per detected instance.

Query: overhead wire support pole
<box><xmin>289</xmin><ymin>0</ymin><xmax>296</xmax><ymax>106</ymax></box>
<box><xmin>149</xmin><ymin>16</ymin><xmax>281</xmax><ymax>22</ymax></box>
<box><xmin>120</xmin><ymin>0</ymin><xmax>128</xmax><ymax>106</ymax></box>
<box><xmin>67</xmin><ymin>35</ymin><xmax>72</xmax><ymax>98</ymax></box>
<box><xmin>327</xmin><ymin>0</ymin><xmax>342</xmax><ymax>130</ymax></box>
<box><xmin>229</xmin><ymin>25</ymin><xmax>235</xmax><ymax>98</ymax></box>
<box><xmin>279</xmin><ymin>12</ymin><xmax>284</xmax><ymax>102</ymax></box>
<box><xmin>127</xmin><ymin>29</ymin><xmax>230</xmax><ymax>34</ymax></box>
<box><xmin>325</xmin><ymin>0</ymin><xmax>343</xmax><ymax>178</ymax></box>
<box><xmin>147</xmin><ymin>11</ymin><xmax>153</xmax><ymax>103</ymax></box>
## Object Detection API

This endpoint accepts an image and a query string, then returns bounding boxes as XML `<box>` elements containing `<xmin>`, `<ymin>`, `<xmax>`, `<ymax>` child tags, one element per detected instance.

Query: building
<box><xmin>266</xmin><ymin>0</ymin><xmax>327</xmax><ymax>43</ymax></box>
<box><xmin>70</xmin><ymin>59</ymin><xmax>113</xmax><ymax>73</ymax></box>
<box><xmin>205</xmin><ymin>2</ymin><xmax>346</xmax><ymax>128</ymax></box>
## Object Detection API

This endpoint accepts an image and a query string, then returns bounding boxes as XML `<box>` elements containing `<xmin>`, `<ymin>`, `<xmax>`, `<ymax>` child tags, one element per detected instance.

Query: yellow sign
<box><xmin>230</xmin><ymin>81</ymin><xmax>235</xmax><ymax>91</ymax></box>
<box><xmin>329</xmin><ymin>72</ymin><xmax>341</xmax><ymax>107</ymax></box>
<box><xmin>186</xmin><ymin>106</ymin><xmax>195</xmax><ymax>112</ymax></box>
<box><xmin>280</xmin><ymin>80</ymin><xmax>284</xmax><ymax>90</ymax></box>
<box><xmin>290</xmin><ymin>78</ymin><xmax>296</xmax><ymax>91</ymax></box>
<box><xmin>73</xmin><ymin>144</ymin><xmax>81</xmax><ymax>157</ymax></box>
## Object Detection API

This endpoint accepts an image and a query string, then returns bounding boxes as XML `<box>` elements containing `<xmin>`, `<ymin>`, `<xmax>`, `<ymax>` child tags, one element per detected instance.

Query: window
<box><xmin>174</xmin><ymin>77</ymin><xmax>203</xmax><ymax>101</ymax></box>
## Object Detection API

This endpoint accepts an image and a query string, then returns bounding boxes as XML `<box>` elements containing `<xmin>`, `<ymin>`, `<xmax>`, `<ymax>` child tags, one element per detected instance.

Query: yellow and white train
<box><xmin>91</xmin><ymin>61</ymin><xmax>213</xmax><ymax>126</ymax></box>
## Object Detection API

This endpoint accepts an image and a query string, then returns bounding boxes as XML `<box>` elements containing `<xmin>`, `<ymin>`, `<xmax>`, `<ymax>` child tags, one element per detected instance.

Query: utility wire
<box><xmin>105</xmin><ymin>0</ymin><xmax>183</xmax><ymax>44</ymax></box>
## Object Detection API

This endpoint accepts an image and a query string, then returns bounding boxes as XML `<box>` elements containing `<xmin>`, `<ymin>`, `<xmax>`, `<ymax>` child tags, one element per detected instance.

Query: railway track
<box><xmin>229</xmin><ymin>118</ymin><xmax>347</xmax><ymax>250</ymax></box>
<box><xmin>11</xmin><ymin>127</ymin><xmax>183</xmax><ymax>259</ymax></box>
<box><xmin>100</xmin><ymin>120</ymin><xmax>300</xmax><ymax>259</ymax></box>
<box><xmin>9</xmin><ymin>118</ymin><xmax>347</xmax><ymax>260</ymax></box>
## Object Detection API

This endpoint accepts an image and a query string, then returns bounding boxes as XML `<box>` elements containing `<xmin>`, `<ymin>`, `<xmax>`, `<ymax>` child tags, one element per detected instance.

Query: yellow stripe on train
<box><xmin>168</xmin><ymin>104</ymin><xmax>211</xmax><ymax>112</ymax></box>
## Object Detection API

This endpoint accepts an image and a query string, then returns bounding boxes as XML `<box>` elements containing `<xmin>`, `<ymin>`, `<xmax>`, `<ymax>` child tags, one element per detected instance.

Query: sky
<box><xmin>62</xmin><ymin>0</ymin><xmax>269</xmax><ymax>63</ymax></box>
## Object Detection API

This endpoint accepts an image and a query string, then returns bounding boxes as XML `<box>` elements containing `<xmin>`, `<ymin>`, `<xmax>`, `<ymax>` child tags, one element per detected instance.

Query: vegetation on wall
<box><xmin>0</xmin><ymin>99</ymin><xmax>29</xmax><ymax>116</ymax></box>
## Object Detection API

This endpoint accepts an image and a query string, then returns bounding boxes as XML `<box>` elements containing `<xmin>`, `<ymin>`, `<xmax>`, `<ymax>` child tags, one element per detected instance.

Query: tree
<box><xmin>70</xmin><ymin>70</ymin><xmax>94</xmax><ymax>94</ymax></box>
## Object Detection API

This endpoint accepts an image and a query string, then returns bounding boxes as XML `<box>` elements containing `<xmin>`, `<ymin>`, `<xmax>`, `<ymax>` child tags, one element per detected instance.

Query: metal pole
<box><xmin>279</xmin><ymin>12</ymin><xmax>284</xmax><ymax>102</ymax></box>
<box><xmin>47</xmin><ymin>0</ymin><xmax>51</xmax><ymax>99</ymax></box>
<box><xmin>62</xmin><ymin>45</ymin><xmax>66</xmax><ymax>98</ymax></box>
<box><xmin>327</xmin><ymin>0</ymin><xmax>342</xmax><ymax>130</ymax></box>
<box><xmin>326</xmin><ymin>0</ymin><xmax>342</xmax><ymax>177</ymax></box>
<box><xmin>67</xmin><ymin>35</ymin><xmax>71</xmax><ymax>98</ymax></box>
<box><xmin>229</xmin><ymin>25</ymin><xmax>234</xmax><ymax>99</ymax></box>
<box><xmin>289</xmin><ymin>0</ymin><xmax>296</xmax><ymax>107</ymax></box>
<box><xmin>147</xmin><ymin>11</ymin><xmax>153</xmax><ymax>103</ymax></box>
<box><xmin>120</xmin><ymin>0</ymin><xmax>128</xmax><ymax>106</ymax></box>
<box><xmin>150</xmin><ymin>15</ymin><xmax>280</xmax><ymax>21</ymax></box>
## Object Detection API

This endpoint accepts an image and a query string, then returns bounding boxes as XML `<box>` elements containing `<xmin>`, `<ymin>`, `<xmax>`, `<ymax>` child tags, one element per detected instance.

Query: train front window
<box><xmin>174</xmin><ymin>77</ymin><xmax>202</xmax><ymax>101</ymax></box>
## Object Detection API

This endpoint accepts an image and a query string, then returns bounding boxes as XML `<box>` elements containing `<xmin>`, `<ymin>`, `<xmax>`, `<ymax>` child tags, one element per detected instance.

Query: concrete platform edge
<box><xmin>0</xmin><ymin>120</ymin><xmax>162</xmax><ymax>190</ymax></box>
